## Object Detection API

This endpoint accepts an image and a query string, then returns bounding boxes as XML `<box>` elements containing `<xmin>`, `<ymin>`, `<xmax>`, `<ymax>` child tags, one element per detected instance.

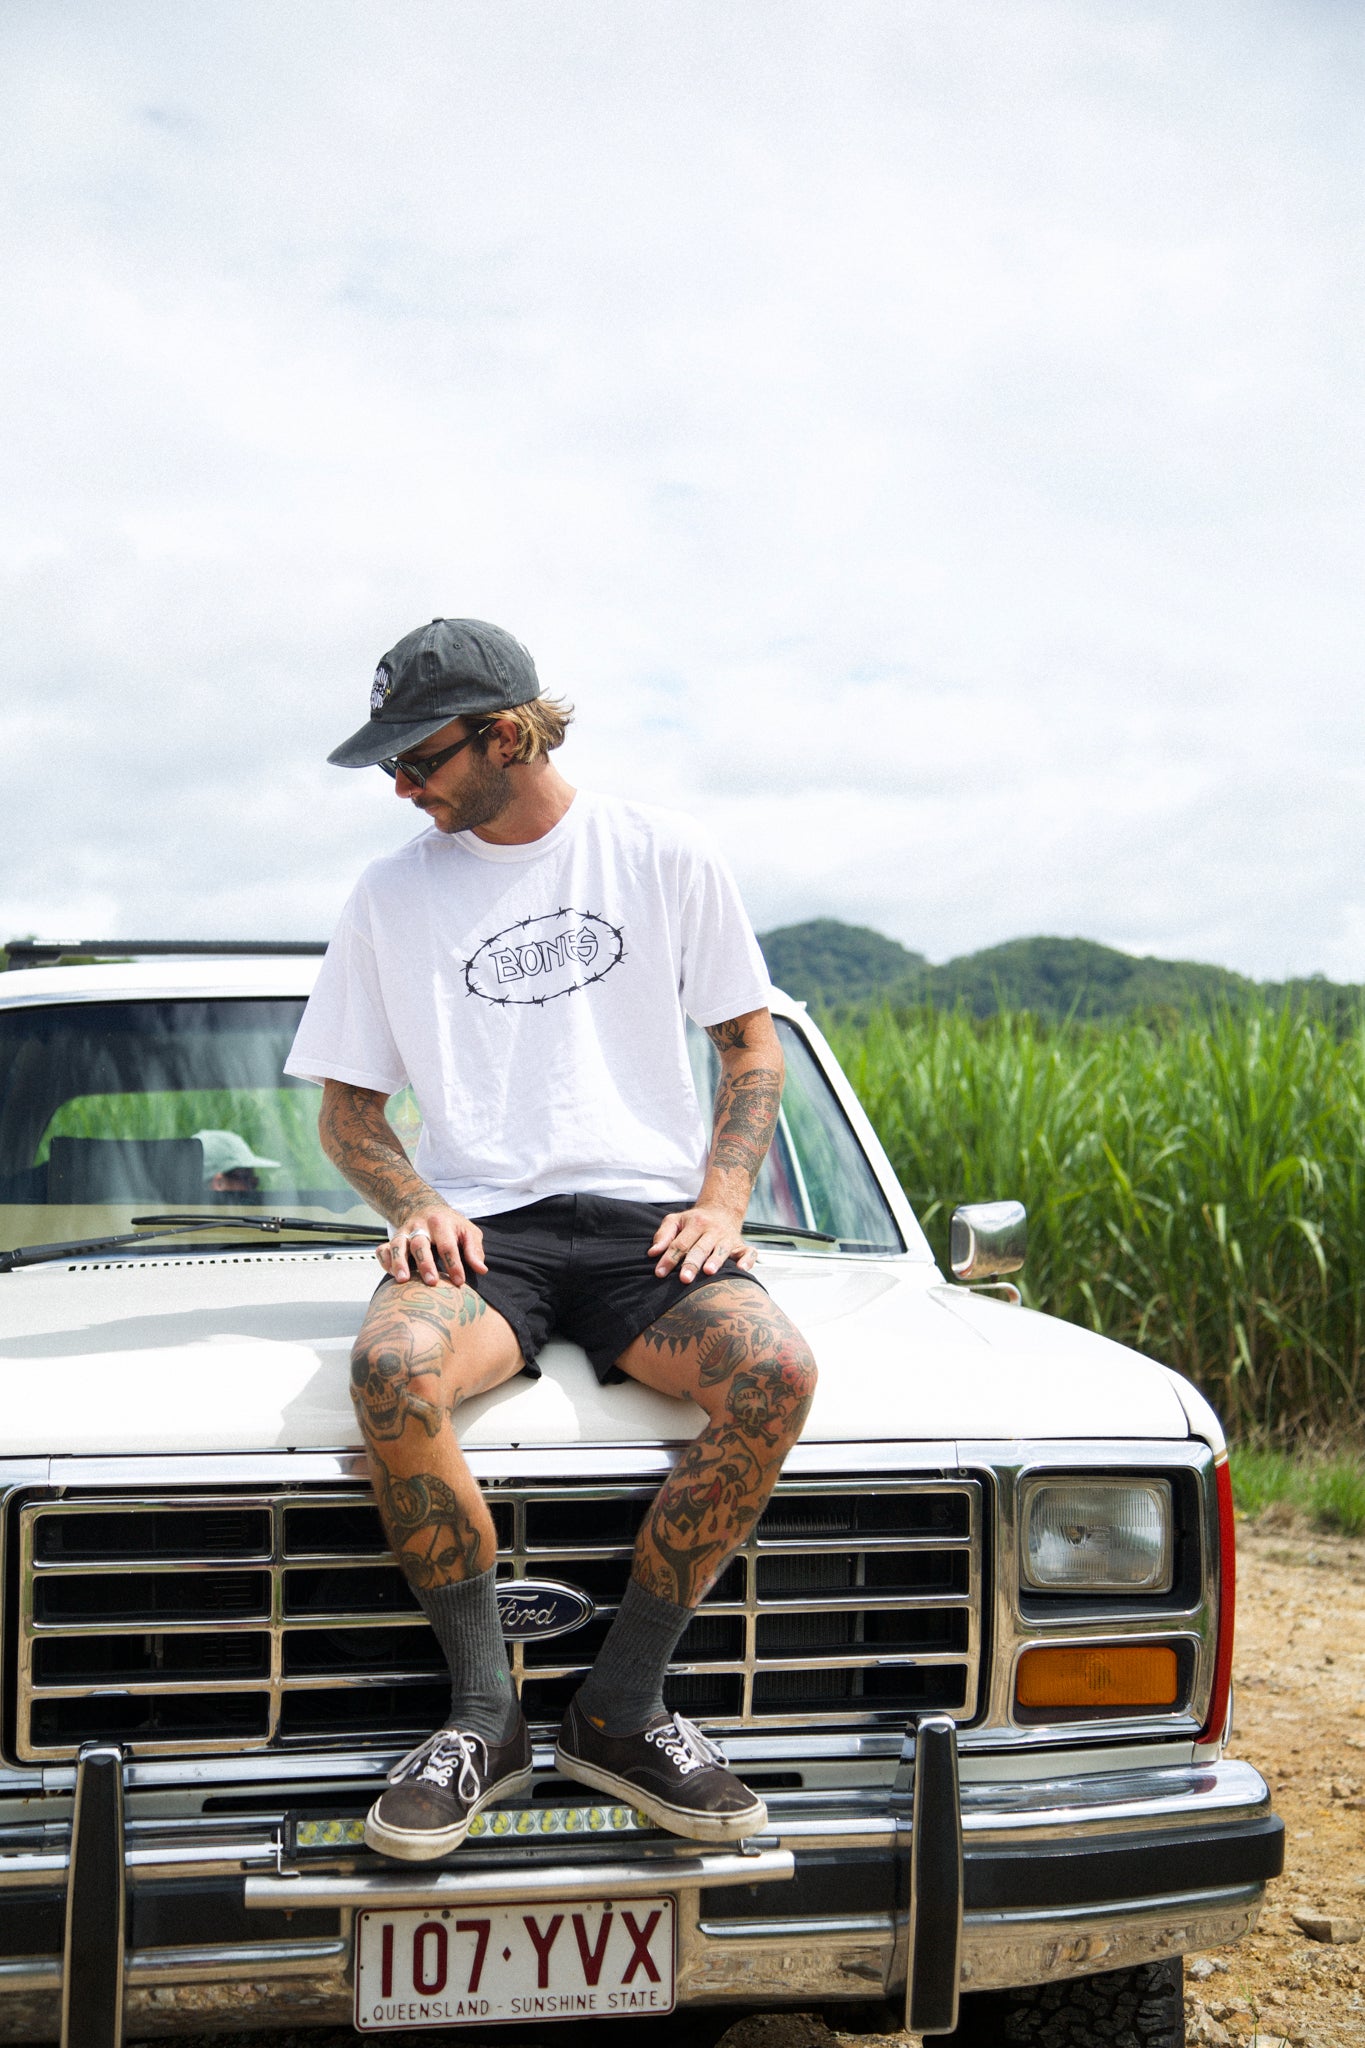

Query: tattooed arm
<box><xmin>319</xmin><ymin>1078</ymin><xmax>487</xmax><ymax>1288</ymax></box>
<box><xmin>649</xmin><ymin>1008</ymin><xmax>784</xmax><ymax>1285</ymax></box>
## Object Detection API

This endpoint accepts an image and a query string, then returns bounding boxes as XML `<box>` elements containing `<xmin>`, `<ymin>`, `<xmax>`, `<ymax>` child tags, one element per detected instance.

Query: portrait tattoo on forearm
<box><xmin>710</xmin><ymin>1066</ymin><xmax>783</xmax><ymax>1189</ymax></box>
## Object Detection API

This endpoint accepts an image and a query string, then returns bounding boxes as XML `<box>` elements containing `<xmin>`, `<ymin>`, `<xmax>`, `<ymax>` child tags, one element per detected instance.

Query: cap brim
<box><xmin>327</xmin><ymin>713</ymin><xmax>461</xmax><ymax>769</ymax></box>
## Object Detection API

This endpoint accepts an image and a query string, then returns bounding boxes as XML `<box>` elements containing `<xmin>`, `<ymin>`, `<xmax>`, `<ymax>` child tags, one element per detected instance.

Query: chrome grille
<box><xmin>13</xmin><ymin>1478</ymin><xmax>982</xmax><ymax>1761</ymax></box>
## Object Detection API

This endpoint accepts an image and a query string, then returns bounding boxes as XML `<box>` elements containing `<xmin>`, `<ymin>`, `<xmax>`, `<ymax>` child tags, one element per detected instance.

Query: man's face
<box><xmin>392</xmin><ymin>719</ymin><xmax>513</xmax><ymax>835</ymax></box>
<box><xmin>210</xmin><ymin>1168</ymin><xmax>259</xmax><ymax>1193</ymax></box>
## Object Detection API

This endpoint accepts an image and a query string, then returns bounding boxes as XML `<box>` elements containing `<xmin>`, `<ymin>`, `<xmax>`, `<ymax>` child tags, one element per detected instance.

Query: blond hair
<box><xmin>478</xmin><ymin>696</ymin><xmax>574</xmax><ymax>764</ymax></box>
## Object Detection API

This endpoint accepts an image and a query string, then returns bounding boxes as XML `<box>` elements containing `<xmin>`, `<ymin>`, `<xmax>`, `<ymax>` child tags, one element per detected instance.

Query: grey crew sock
<box><xmin>573</xmin><ymin>1577</ymin><xmax>694</xmax><ymax>1735</ymax></box>
<box><xmin>416</xmin><ymin>1564</ymin><xmax>520</xmax><ymax>1744</ymax></box>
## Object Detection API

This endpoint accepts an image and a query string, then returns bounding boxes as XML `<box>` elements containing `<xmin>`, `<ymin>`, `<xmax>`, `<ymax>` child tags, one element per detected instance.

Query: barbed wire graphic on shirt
<box><xmin>462</xmin><ymin>907</ymin><xmax>627</xmax><ymax>1006</ymax></box>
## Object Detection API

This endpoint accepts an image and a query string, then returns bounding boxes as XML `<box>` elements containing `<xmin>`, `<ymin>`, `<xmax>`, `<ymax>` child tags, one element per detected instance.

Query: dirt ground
<box><xmin>1175</xmin><ymin>1514</ymin><xmax>1365</xmax><ymax>2048</ymax></box>
<box><xmin>134</xmin><ymin>1514</ymin><xmax>1365</xmax><ymax>2048</ymax></box>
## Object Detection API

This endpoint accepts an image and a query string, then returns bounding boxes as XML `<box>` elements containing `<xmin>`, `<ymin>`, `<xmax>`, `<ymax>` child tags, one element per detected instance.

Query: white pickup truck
<box><xmin>0</xmin><ymin>944</ymin><xmax>1281</xmax><ymax>2045</ymax></box>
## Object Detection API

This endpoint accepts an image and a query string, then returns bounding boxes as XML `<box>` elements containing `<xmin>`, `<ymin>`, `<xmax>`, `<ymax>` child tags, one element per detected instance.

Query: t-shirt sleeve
<box><xmin>677</xmin><ymin>832</ymin><xmax>774</xmax><ymax>1029</ymax></box>
<box><xmin>284</xmin><ymin>890</ymin><xmax>409</xmax><ymax>1093</ymax></box>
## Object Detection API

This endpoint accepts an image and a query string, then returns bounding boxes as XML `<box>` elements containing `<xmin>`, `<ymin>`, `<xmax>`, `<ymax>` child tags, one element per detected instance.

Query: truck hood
<box><xmin>0</xmin><ymin>1246</ymin><xmax>1191</xmax><ymax>1456</ymax></box>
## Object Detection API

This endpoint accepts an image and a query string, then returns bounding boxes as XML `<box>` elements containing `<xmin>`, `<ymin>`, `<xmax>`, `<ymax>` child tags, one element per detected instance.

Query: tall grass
<box><xmin>829</xmin><ymin>1002</ymin><xmax>1365</xmax><ymax>1441</ymax></box>
<box><xmin>1228</xmin><ymin>1446</ymin><xmax>1365</xmax><ymax>1534</ymax></box>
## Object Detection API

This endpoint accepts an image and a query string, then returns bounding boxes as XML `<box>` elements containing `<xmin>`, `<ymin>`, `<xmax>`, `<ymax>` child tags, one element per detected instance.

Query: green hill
<box><xmin>926</xmin><ymin>936</ymin><xmax>1255</xmax><ymax>1019</ymax></box>
<box><xmin>758</xmin><ymin>919</ymin><xmax>926</xmax><ymax>1004</ymax></box>
<box><xmin>758</xmin><ymin>920</ymin><xmax>1359</xmax><ymax>1022</ymax></box>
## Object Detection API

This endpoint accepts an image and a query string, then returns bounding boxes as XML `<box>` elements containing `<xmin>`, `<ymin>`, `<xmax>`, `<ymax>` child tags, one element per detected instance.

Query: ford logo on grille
<box><xmin>496</xmin><ymin>1579</ymin><xmax>596</xmax><ymax>1641</ymax></box>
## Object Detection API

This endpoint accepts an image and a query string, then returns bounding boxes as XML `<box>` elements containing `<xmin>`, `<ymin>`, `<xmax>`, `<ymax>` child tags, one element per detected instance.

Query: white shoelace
<box><xmin>645</xmin><ymin>1713</ymin><xmax>726</xmax><ymax>1778</ymax></box>
<box><xmin>387</xmin><ymin>1727</ymin><xmax>487</xmax><ymax>1805</ymax></box>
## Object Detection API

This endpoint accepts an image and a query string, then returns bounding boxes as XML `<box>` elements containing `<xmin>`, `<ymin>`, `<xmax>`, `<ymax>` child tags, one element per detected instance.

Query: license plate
<box><xmin>353</xmin><ymin>1896</ymin><xmax>676</xmax><ymax>2031</ymax></box>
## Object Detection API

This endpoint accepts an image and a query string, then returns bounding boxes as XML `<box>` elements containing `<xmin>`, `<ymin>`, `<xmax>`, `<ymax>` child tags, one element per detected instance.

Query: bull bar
<box><xmin>0</xmin><ymin>1716</ymin><xmax>1282</xmax><ymax>2045</ymax></box>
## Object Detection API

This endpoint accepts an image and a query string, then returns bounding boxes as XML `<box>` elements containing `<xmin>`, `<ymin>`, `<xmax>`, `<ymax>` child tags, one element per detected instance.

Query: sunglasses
<box><xmin>377</xmin><ymin>728</ymin><xmax>485</xmax><ymax>788</ymax></box>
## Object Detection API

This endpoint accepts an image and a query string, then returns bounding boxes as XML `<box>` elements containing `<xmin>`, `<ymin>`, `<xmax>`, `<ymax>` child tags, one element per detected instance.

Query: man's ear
<box><xmin>485</xmin><ymin>716</ymin><xmax>519</xmax><ymax>763</ymax></box>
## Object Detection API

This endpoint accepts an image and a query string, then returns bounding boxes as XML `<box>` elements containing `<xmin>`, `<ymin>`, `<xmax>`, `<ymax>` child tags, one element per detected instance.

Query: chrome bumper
<box><xmin>0</xmin><ymin>1737</ymin><xmax>1281</xmax><ymax>2043</ymax></box>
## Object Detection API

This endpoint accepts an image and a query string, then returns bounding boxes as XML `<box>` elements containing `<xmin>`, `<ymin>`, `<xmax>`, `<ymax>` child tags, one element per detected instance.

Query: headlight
<box><xmin>1021</xmin><ymin>1477</ymin><xmax>1173</xmax><ymax>1593</ymax></box>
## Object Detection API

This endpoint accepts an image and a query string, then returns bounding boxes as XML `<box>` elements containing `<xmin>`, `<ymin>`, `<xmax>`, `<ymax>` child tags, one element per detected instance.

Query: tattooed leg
<box><xmin>615</xmin><ymin>1278</ymin><xmax>817</xmax><ymax>1607</ymax></box>
<box><xmin>349</xmin><ymin>1277</ymin><xmax>523</xmax><ymax>1588</ymax></box>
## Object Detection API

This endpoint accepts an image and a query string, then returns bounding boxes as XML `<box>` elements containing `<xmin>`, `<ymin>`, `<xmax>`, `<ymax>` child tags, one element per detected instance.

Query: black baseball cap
<box><xmin>327</xmin><ymin>617</ymin><xmax>542</xmax><ymax>768</ymax></box>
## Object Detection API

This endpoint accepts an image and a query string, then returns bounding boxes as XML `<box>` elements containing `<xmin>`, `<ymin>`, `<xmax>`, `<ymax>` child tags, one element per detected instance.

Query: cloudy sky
<box><xmin>3</xmin><ymin>1</ymin><xmax>1363</xmax><ymax>979</ymax></box>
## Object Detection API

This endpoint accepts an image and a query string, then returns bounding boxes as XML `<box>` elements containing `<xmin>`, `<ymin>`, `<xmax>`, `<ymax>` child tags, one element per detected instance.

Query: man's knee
<box><xmin>349</xmin><ymin>1330</ymin><xmax>397</xmax><ymax>1409</ymax></box>
<box><xmin>764</xmin><ymin>1312</ymin><xmax>817</xmax><ymax>1403</ymax></box>
<box><xmin>349</xmin><ymin>1320</ymin><xmax>456</xmax><ymax>1443</ymax></box>
<box><xmin>348</xmin><ymin>1281</ymin><xmax>520</xmax><ymax>1438</ymax></box>
<box><xmin>723</xmin><ymin>1325</ymin><xmax>816</xmax><ymax>1447</ymax></box>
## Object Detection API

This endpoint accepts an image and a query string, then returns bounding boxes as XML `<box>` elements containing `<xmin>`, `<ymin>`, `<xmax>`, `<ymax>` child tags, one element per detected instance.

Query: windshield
<box><xmin>0</xmin><ymin>998</ymin><xmax>903</xmax><ymax>1255</ymax></box>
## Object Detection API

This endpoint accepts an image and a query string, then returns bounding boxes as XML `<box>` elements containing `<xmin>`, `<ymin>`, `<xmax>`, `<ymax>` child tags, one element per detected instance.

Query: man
<box><xmin>286</xmin><ymin>617</ymin><xmax>816</xmax><ymax>1864</ymax></box>
<box><xmin>194</xmin><ymin>1128</ymin><xmax>278</xmax><ymax>1196</ymax></box>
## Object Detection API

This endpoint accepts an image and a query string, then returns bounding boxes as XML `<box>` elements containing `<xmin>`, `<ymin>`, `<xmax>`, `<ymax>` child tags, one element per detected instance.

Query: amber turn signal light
<box><xmin>1016</xmin><ymin>1643</ymin><xmax>1179</xmax><ymax>1711</ymax></box>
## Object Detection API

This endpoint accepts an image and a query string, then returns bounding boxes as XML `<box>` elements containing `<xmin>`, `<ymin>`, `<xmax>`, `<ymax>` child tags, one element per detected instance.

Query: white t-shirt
<box><xmin>285</xmin><ymin>792</ymin><xmax>772</xmax><ymax>1217</ymax></box>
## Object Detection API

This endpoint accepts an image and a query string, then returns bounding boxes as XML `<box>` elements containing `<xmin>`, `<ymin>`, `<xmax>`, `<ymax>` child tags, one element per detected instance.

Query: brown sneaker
<box><xmin>364</xmin><ymin>1717</ymin><xmax>533</xmax><ymax>1862</ymax></box>
<box><xmin>555</xmin><ymin>1697</ymin><xmax>767</xmax><ymax>1843</ymax></box>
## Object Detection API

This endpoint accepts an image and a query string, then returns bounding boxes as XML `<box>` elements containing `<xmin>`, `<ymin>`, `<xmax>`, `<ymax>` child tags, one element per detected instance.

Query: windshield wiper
<box><xmin>741</xmin><ymin>1221</ymin><xmax>838</xmax><ymax>1243</ymax></box>
<box><xmin>134</xmin><ymin>1212</ymin><xmax>384</xmax><ymax>1240</ymax></box>
<box><xmin>1</xmin><ymin>1213</ymin><xmax>383</xmax><ymax>1273</ymax></box>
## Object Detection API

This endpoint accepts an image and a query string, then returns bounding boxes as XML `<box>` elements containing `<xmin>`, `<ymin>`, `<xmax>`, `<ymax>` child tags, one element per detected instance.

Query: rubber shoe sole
<box><xmin>552</xmin><ymin>1742</ymin><xmax>766</xmax><ymax>1844</ymax></box>
<box><xmin>363</xmin><ymin>1761</ymin><xmax>533</xmax><ymax>1862</ymax></box>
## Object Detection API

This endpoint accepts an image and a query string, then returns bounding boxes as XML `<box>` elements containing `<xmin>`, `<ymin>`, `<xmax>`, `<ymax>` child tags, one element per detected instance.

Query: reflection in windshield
<box><xmin>0</xmin><ymin>1000</ymin><xmax>903</xmax><ymax>1254</ymax></box>
<box><xmin>0</xmin><ymin>1001</ymin><xmax>365</xmax><ymax>1236</ymax></box>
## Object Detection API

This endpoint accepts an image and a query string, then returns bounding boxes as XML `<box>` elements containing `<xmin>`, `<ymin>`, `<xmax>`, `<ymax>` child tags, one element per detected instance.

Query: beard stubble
<box><xmin>423</xmin><ymin>746</ymin><xmax>514</xmax><ymax>835</ymax></box>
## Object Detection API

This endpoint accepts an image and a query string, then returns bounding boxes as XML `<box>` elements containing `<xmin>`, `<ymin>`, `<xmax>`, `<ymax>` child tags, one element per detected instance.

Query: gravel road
<box><xmin>129</xmin><ymin>1514</ymin><xmax>1365</xmax><ymax>2048</ymax></box>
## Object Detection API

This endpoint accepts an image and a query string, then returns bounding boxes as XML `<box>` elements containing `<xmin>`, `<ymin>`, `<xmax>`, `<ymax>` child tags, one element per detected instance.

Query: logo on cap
<box><xmin>370</xmin><ymin>665</ymin><xmax>393</xmax><ymax>715</ymax></box>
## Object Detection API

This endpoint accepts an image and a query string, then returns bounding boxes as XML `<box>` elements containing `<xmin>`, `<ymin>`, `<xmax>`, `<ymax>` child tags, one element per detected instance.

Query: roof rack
<box><xmin>3</xmin><ymin>940</ymin><xmax>327</xmax><ymax>969</ymax></box>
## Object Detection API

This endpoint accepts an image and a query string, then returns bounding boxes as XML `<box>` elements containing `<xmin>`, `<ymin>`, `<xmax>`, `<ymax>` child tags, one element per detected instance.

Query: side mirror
<box><xmin>950</xmin><ymin>1200</ymin><xmax>1026</xmax><ymax>1281</ymax></box>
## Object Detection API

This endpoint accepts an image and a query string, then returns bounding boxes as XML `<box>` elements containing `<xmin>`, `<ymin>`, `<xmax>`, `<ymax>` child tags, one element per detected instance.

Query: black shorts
<box><xmin>392</xmin><ymin>1193</ymin><xmax>769</xmax><ymax>1384</ymax></box>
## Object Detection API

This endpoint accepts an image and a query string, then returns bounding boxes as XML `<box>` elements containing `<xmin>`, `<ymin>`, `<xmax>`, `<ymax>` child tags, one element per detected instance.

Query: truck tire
<box><xmin>948</xmin><ymin>1957</ymin><xmax>1185</xmax><ymax>2046</ymax></box>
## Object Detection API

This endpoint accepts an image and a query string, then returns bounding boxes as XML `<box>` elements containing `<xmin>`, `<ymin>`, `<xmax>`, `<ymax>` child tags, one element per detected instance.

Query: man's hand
<box><xmin>381</xmin><ymin>1206</ymin><xmax>488</xmax><ymax>1288</ymax></box>
<box><xmin>650</xmin><ymin>1202</ymin><xmax>756</xmax><ymax>1285</ymax></box>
